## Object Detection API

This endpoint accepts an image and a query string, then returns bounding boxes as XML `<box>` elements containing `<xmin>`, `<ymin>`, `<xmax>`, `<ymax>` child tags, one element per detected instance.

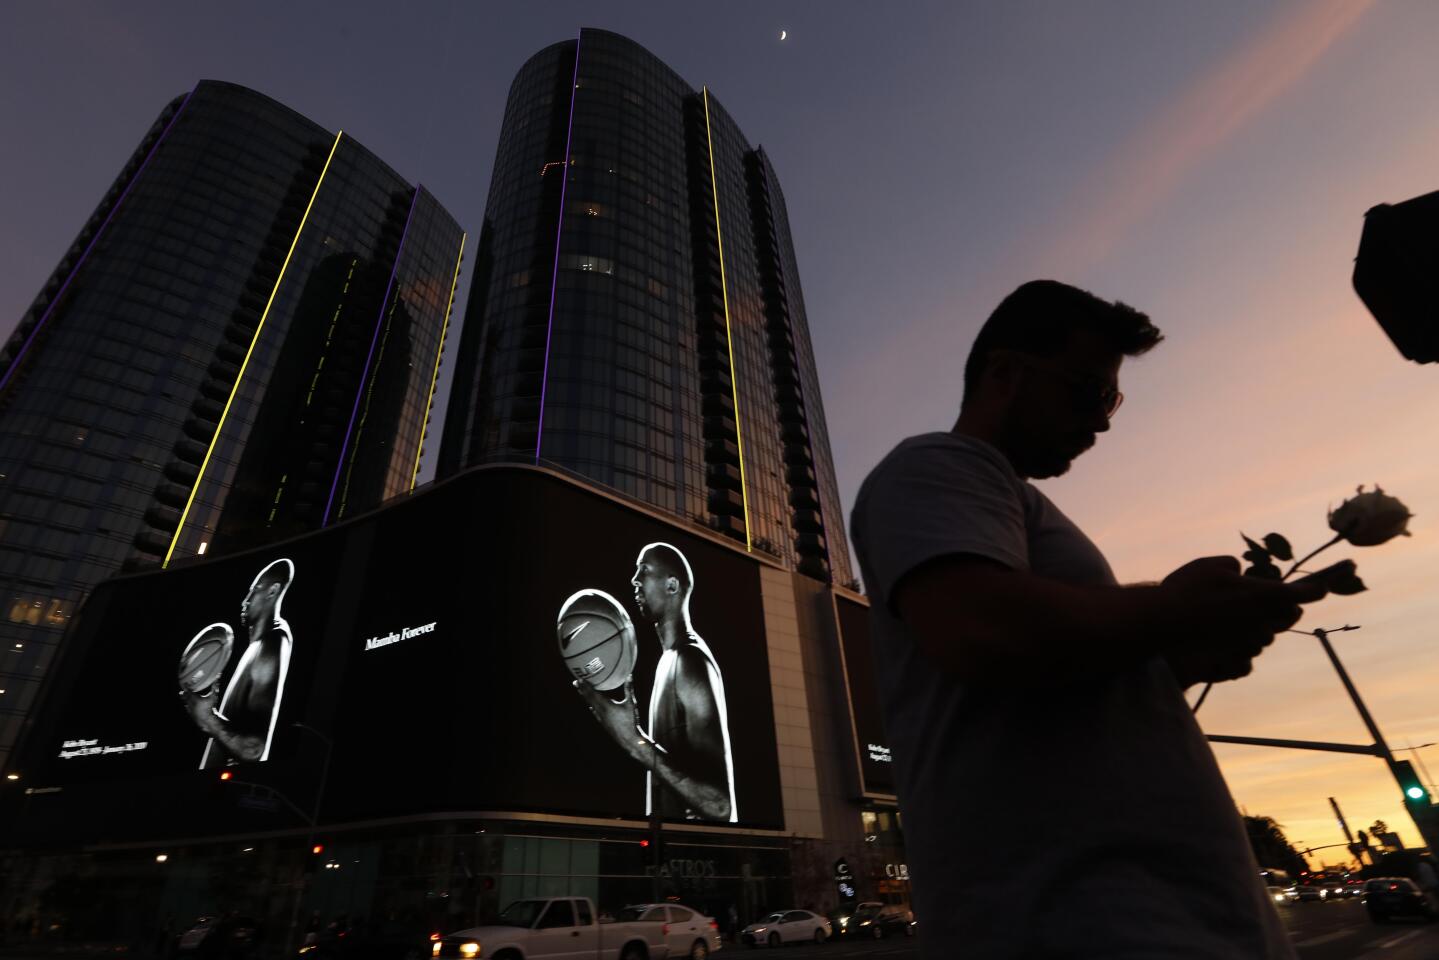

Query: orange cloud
<box><xmin>1033</xmin><ymin>0</ymin><xmax>1377</xmax><ymax>276</ymax></box>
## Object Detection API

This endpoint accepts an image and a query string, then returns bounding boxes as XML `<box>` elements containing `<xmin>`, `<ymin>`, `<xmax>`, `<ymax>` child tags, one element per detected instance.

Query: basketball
<box><xmin>178</xmin><ymin>623</ymin><xmax>235</xmax><ymax>695</ymax></box>
<box><xmin>557</xmin><ymin>589</ymin><xmax>636</xmax><ymax>692</ymax></box>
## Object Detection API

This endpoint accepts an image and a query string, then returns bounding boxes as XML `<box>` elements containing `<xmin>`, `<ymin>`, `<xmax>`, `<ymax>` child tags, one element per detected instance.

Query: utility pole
<box><xmin>1205</xmin><ymin>626</ymin><xmax>1439</xmax><ymax>854</ymax></box>
<box><xmin>1329</xmin><ymin>797</ymin><xmax>1372</xmax><ymax>867</ymax></box>
<box><xmin>1313</xmin><ymin>628</ymin><xmax>1439</xmax><ymax>854</ymax></box>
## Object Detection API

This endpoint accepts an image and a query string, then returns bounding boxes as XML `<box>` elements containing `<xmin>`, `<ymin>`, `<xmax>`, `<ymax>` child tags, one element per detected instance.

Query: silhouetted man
<box><xmin>576</xmin><ymin>542</ymin><xmax>737</xmax><ymax>822</ymax></box>
<box><xmin>850</xmin><ymin>281</ymin><xmax>1325</xmax><ymax>958</ymax></box>
<box><xmin>183</xmin><ymin>559</ymin><xmax>294</xmax><ymax>768</ymax></box>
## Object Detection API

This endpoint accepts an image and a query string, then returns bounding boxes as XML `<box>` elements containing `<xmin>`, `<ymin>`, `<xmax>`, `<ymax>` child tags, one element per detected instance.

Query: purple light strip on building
<box><xmin>534</xmin><ymin>31</ymin><xmax>582</xmax><ymax>465</ymax></box>
<box><xmin>321</xmin><ymin>185</ymin><xmax>422</xmax><ymax>525</ymax></box>
<box><xmin>0</xmin><ymin>90</ymin><xmax>194</xmax><ymax>394</ymax></box>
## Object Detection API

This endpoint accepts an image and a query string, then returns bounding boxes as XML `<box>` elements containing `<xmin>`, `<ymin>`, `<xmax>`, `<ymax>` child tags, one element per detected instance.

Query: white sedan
<box><xmin>741</xmin><ymin>909</ymin><xmax>832</xmax><ymax>947</ymax></box>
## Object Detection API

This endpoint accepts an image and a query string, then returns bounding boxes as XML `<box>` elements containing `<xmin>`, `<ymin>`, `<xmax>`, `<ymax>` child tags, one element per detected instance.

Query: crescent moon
<box><xmin>780</xmin><ymin>29</ymin><xmax>787</xmax><ymax>40</ymax></box>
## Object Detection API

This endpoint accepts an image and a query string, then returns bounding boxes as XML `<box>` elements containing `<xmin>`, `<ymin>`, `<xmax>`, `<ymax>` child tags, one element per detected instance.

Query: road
<box><xmin>1282</xmin><ymin>898</ymin><xmax>1439</xmax><ymax>960</ymax></box>
<box><xmin>2</xmin><ymin>903</ymin><xmax>1433</xmax><ymax>960</ymax></box>
<box><xmin>728</xmin><ymin>934</ymin><xmax>918</xmax><ymax>957</ymax></box>
<box><xmin>722</xmin><ymin>899</ymin><xmax>1439</xmax><ymax>958</ymax></box>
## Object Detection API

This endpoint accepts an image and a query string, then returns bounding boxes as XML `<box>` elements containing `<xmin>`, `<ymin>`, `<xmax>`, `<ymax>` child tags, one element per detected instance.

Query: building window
<box><xmin>560</xmin><ymin>254</ymin><xmax>614</xmax><ymax>275</ymax></box>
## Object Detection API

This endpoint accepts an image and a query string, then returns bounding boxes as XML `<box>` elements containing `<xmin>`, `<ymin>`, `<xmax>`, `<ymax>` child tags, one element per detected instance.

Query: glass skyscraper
<box><xmin>0</xmin><ymin>80</ymin><xmax>465</xmax><ymax>766</ymax></box>
<box><xmin>439</xmin><ymin>29</ymin><xmax>852</xmax><ymax>587</ymax></box>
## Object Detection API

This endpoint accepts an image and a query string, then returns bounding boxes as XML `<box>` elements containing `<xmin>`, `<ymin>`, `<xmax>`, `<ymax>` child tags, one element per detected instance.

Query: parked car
<box><xmin>740</xmin><ymin>910</ymin><xmax>831</xmax><ymax>948</ymax></box>
<box><xmin>616</xmin><ymin>903</ymin><xmax>723</xmax><ymax>959</ymax></box>
<box><xmin>434</xmin><ymin>897</ymin><xmax>669</xmax><ymax>959</ymax></box>
<box><xmin>1364</xmin><ymin>878</ymin><xmax>1438</xmax><ymax>924</ymax></box>
<box><xmin>836</xmin><ymin>902</ymin><xmax>914</xmax><ymax>938</ymax></box>
<box><xmin>177</xmin><ymin>915</ymin><xmax>263</xmax><ymax>960</ymax></box>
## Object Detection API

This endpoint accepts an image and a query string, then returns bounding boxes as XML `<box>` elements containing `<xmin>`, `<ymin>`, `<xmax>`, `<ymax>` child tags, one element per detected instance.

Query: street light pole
<box><xmin>286</xmin><ymin>722</ymin><xmax>334</xmax><ymax>954</ymax></box>
<box><xmin>1312</xmin><ymin>628</ymin><xmax>1439</xmax><ymax>853</ymax></box>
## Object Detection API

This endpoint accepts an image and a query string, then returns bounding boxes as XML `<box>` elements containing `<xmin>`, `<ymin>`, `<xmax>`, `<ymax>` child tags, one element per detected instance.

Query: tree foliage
<box><xmin>1243</xmin><ymin>815</ymin><xmax>1309</xmax><ymax>877</ymax></box>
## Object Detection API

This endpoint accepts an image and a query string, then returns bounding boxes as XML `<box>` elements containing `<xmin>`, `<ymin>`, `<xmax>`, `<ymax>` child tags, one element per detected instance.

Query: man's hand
<box><xmin>574</xmin><ymin>678</ymin><xmax>647</xmax><ymax>763</ymax></box>
<box><xmin>1159</xmin><ymin>555</ymin><xmax>1327</xmax><ymax>687</ymax></box>
<box><xmin>181</xmin><ymin>688</ymin><xmax>223</xmax><ymax>736</ymax></box>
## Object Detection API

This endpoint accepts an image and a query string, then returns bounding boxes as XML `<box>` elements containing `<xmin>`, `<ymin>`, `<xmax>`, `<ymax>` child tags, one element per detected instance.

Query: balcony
<box><xmin>707</xmin><ymin>462</ymin><xmax>742</xmax><ymax>490</ymax></box>
<box><xmin>709</xmin><ymin>488</ymin><xmax>744</xmax><ymax>514</ymax></box>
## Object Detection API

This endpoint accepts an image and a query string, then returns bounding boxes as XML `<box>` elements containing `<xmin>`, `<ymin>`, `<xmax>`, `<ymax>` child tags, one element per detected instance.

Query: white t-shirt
<box><xmin>850</xmin><ymin>432</ymin><xmax>1294</xmax><ymax>959</ymax></box>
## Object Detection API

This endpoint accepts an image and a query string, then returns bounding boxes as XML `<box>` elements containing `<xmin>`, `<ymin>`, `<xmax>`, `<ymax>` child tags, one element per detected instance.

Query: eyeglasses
<box><xmin>1009</xmin><ymin>353</ymin><xmax>1124</xmax><ymax>418</ymax></box>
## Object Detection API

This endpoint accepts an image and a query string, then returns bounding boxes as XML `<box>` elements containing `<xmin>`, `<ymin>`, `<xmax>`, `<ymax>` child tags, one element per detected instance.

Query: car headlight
<box><xmin>460</xmin><ymin>944</ymin><xmax>480</xmax><ymax>958</ymax></box>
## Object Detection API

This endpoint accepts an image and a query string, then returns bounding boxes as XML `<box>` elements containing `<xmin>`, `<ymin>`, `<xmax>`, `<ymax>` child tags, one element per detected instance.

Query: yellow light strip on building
<box><xmin>703</xmin><ymin>88</ymin><xmax>752</xmax><ymax>551</ymax></box>
<box><xmin>411</xmin><ymin>231</ymin><xmax>466</xmax><ymax>490</ymax></box>
<box><xmin>163</xmin><ymin>131</ymin><xmax>345</xmax><ymax>567</ymax></box>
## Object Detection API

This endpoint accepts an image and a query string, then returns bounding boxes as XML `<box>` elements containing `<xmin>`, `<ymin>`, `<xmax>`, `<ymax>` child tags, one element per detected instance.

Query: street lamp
<box><xmin>286</xmin><ymin>723</ymin><xmax>334</xmax><ymax>955</ymax></box>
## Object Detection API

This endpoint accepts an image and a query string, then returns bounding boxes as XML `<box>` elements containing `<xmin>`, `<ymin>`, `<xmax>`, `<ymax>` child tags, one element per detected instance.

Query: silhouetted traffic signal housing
<box><xmin>1394</xmin><ymin>760</ymin><xmax>1430</xmax><ymax>806</ymax></box>
<box><xmin>1354</xmin><ymin>190</ymin><xmax>1439</xmax><ymax>364</ymax></box>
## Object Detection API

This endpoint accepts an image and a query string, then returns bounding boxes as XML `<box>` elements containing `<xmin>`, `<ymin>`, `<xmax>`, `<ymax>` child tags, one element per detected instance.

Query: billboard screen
<box><xmin>835</xmin><ymin>595</ymin><xmax>894</xmax><ymax>795</ymax></box>
<box><xmin>17</xmin><ymin>467</ymin><xmax>785</xmax><ymax>836</ymax></box>
<box><xmin>44</xmin><ymin>539</ymin><xmax>341</xmax><ymax>783</ymax></box>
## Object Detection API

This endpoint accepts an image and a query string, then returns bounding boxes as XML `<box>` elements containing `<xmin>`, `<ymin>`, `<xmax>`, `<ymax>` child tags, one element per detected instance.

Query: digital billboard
<box><xmin>15</xmin><ymin>467</ymin><xmax>785</xmax><ymax>838</ymax></box>
<box><xmin>40</xmin><ymin>540</ymin><xmax>342</xmax><ymax>784</ymax></box>
<box><xmin>834</xmin><ymin>594</ymin><xmax>894</xmax><ymax>795</ymax></box>
<box><xmin>326</xmin><ymin>469</ymin><xmax>782</xmax><ymax>828</ymax></box>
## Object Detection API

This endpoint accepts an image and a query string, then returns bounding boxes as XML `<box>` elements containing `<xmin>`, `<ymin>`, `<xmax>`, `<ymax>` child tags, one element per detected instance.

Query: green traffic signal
<box><xmin>1395</xmin><ymin>760</ymin><xmax>1430</xmax><ymax>804</ymax></box>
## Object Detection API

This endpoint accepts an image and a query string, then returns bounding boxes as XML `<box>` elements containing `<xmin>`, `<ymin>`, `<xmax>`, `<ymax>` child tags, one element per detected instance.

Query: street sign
<box><xmin>237</xmin><ymin>794</ymin><xmax>281</xmax><ymax>813</ymax></box>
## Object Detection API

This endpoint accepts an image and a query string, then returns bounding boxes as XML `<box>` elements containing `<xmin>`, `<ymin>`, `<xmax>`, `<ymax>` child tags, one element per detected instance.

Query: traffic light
<box><xmin>1394</xmin><ymin>760</ymin><xmax>1430</xmax><ymax>805</ymax></box>
<box><xmin>303</xmin><ymin>842</ymin><xmax>326</xmax><ymax>875</ymax></box>
<box><xmin>639</xmin><ymin>835</ymin><xmax>664</xmax><ymax>868</ymax></box>
<box><xmin>1353</xmin><ymin>190</ymin><xmax>1439</xmax><ymax>364</ymax></box>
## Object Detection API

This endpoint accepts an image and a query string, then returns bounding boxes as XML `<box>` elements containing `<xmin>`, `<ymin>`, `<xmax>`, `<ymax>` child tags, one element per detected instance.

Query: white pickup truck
<box><xmin>433</xmin><ymin>897</ymin><xmax>721</xmax><ymax>960</ymax></box>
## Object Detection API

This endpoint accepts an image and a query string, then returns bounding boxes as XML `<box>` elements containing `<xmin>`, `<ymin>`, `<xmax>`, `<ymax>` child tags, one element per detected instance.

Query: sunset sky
<box><xmin>4</xmin><ymin>0</ymin><xmax>1438</xmax><ymax>860</ymax></box>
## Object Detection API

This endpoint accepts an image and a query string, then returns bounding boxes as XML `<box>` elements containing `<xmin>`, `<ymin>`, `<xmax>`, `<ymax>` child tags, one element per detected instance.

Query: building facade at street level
<box><xmin>0</xmin><ymin>81</ymin><xmax>466</xmax><ymax>768</ymax></box>
<box><xmin>0</xmin><ymin>465</ymin><xmax>906</xmax><ymax>945</ymax></box>
<box><xmin>439</xmin><ymin>28</ymin><xmax>854</xmax><ymax>589</ymax></box>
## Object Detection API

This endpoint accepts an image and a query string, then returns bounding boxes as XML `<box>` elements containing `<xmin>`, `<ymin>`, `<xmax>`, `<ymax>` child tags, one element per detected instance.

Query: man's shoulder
<box><xmin>855</xmin><ymin>432</ymin><xmax>1020</xmax><ymax>515</ymax></box>
<box><xmin>864</xmin><ymin>432</ymin><xmax>1013</xmax><ymax>484</ymax></box>
<box><xmin>672</xmin><ymin>640</ymin><xmax>719</xmax><ymax>680</ymax></box>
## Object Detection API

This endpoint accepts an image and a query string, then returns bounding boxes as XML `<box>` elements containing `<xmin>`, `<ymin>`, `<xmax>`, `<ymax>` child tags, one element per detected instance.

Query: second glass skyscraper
<box><xmin>440</xmin><ymin>29</ymin><xmax>852</xmax><ymax>587</ymax></box>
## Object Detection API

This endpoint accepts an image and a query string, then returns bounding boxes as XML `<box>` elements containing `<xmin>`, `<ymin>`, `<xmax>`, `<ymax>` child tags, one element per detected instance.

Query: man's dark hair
<box><xmin>961</xmin><ymin>280</ymin><xmax>1164</xmax><ymax>406</ymax></box>
<box><xmin>252</xmin><ymin>558</ymin><xmax>294</xmax><ymax>594</ymax></box>
<box><xmin>641</xmin><ymin>543</ymin><xmax>693</xmax><ymax>594</ymax></box>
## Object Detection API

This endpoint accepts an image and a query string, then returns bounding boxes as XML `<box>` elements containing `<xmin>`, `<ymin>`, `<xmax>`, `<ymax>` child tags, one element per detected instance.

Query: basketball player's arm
<box><xmin>575</xmin><ymin>672</ymin><xmax>731</xmax><ymax>820</ymax></box>
<box><xmin>183</xmin><ymin>669</ymin><xmax>268</xmax><ymax>762</ymax></box>
<box><xmin>641</xmin><ymin>653</ymin><xmax>731</xmax><ymax>820</ymax></box>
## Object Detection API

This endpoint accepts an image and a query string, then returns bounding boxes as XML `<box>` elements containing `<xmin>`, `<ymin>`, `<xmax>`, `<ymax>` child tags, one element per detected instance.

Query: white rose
<box><xmin>1328</xmin><ymin>485</ymin><xmax>1413</xmax><ymax>547</ymax></box>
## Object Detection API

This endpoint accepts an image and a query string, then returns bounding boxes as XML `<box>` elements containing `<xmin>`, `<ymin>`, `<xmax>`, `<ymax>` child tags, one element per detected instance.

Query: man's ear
<box><xmin>984</xmin><ymin>349</ymin><xmax>1025</xmax><ymax>403</ymax></box>
<box><xmin>665</xmin><ymin>576</ymin><xmax>679</xmax><ymax>596</ymax></box>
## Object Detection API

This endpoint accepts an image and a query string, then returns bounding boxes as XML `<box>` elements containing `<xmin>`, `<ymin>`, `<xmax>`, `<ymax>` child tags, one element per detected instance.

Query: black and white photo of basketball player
<box><xmin>575</xmin><ymin>543</ymin><xmax>738</xmax><ymax>822</ymax></box>
<box><xmin>181</xmin><ymin>559</ymin><xmax>295</xmax><ymax>768</ymax></box>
